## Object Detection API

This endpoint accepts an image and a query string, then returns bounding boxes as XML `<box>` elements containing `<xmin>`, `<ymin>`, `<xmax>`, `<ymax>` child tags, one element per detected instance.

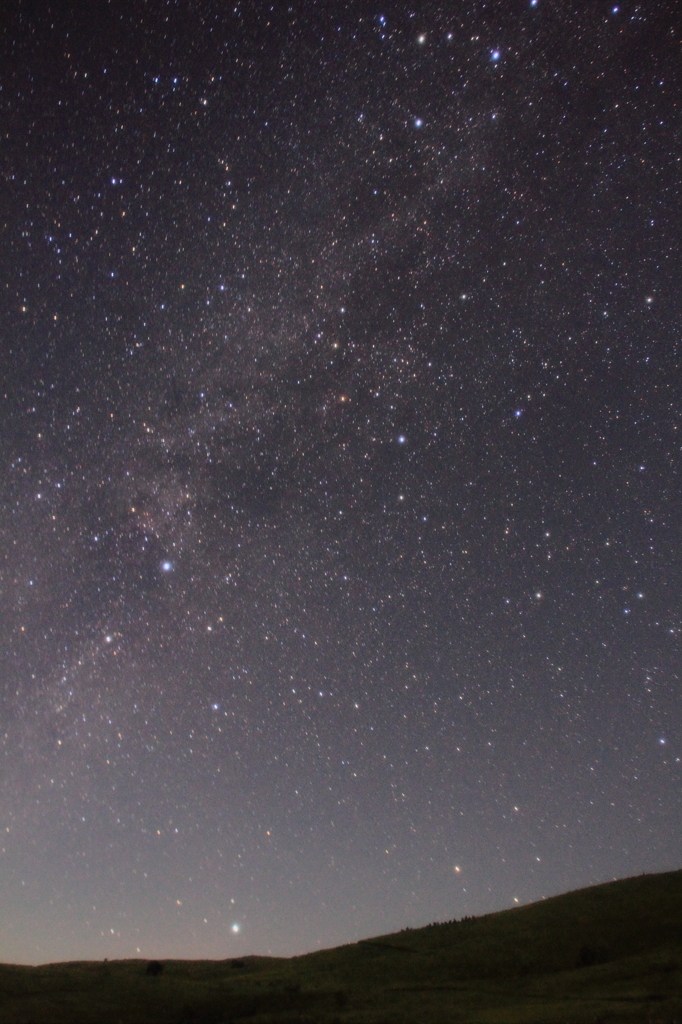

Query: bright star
<box><xmin>491</xmin><ymin>50</ymin><xmax>501</xmax><ymax>61</ymax></box>
<box><xmin>161</xmin><ymin>561</ymin><xmax>173</xmax><ymax>572</ymax></box>
<box><xmin>231</xmin><ymin>923</ymin><xmax>241</xmax><ymax>933</ymax></box>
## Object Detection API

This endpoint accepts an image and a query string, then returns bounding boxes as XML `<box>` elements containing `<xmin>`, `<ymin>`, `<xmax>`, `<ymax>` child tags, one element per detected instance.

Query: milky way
<box><xmin>1</xmin><ymin>2</ymin><xmax>680</xmax><ymax>963</ymax></box>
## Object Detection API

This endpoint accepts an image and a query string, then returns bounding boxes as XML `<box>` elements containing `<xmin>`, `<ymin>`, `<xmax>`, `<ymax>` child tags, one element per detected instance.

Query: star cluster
<box><xmin>0</xmin><ymin>2</ymin><xmax>680</xmax><ymax>962</ymax></box>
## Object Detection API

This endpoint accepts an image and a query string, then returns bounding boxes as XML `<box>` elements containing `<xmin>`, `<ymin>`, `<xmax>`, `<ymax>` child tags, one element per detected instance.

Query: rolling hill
<box><xmin>1</xmin><ymin>868</ymin><xmax>680</xmax><ymax>1022</ymax></box>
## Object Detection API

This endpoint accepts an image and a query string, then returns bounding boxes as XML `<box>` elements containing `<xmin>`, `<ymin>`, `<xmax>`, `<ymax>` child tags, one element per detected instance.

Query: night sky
<box><xmin>1</xmin><ymin>0</ymin><xmax>681</xmax><ymax>965</ymax></box>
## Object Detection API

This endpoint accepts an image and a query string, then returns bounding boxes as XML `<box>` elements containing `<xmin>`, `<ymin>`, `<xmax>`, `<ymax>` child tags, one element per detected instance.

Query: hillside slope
<box><xmin>0</xmin><ymin>869</ymin><xmax>680</xmax><ymax>1023</ymax></box>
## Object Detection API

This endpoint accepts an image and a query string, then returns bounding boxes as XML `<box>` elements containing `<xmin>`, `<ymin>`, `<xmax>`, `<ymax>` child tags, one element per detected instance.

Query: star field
<box><xmin>0</xmin><ymin>1</ymin><xmax>680</xmax><ymax>963</ymax></box>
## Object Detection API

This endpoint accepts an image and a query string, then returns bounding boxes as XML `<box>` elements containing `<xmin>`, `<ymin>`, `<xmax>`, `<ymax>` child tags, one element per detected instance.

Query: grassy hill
<box><xmin>1</xmin><ymin>869</ymin><xmax>680</xmax><ymax>1023</ymax></box>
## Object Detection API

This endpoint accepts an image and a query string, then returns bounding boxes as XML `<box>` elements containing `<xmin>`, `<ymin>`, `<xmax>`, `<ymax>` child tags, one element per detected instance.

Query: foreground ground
<box><xmin>0</xmin><ymin>869</ymin><xmax>680</xmax><ymax>1023</ymax></box>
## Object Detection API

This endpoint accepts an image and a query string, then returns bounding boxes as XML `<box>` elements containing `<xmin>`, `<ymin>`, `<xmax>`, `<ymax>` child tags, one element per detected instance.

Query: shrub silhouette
<box><xmin>577</xmin><ymin>944</ymin><xmax>596</xmax><ymax>967</ymax></box>
<box><xmin>335</xmin><ymin>989</ymin><xmax>349</xmax><ymax>1008</ymax></box>
<box><xmin>577</xmin><ymin>944</ymin><xmax>608</xmax><ymax>967</ymax></box>
<box><xmin>145</xmin><ymin>960</ymin><xmax>164</xmax><ymax>976</ymax></box>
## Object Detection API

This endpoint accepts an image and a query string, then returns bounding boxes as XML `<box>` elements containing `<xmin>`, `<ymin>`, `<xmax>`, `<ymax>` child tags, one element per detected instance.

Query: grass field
<box><xmin>1</xmin><ymin>868</ymin><xmax>680</xmax><ymax>1022</ymax></box>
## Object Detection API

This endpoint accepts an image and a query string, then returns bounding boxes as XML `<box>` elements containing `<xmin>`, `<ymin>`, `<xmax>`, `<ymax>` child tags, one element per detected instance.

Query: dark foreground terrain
<box><xmin>1</xmin><ymin>869</ymin><xmax>680</xmax><ymax>1023</ymax></box>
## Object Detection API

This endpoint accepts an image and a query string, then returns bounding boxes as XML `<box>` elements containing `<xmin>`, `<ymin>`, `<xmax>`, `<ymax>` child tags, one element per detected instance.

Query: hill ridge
<box><xmin>1</xmin><ymin>868</ymin><xmax>680</xmax><ymax>1023</ymax></box>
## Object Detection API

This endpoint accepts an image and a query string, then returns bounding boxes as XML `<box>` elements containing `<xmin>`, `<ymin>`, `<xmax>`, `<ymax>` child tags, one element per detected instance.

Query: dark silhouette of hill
<box><xmin>0</xmin><ymin>868</ymin><xmax>680</xmax><ymax>1022</ymax></box>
